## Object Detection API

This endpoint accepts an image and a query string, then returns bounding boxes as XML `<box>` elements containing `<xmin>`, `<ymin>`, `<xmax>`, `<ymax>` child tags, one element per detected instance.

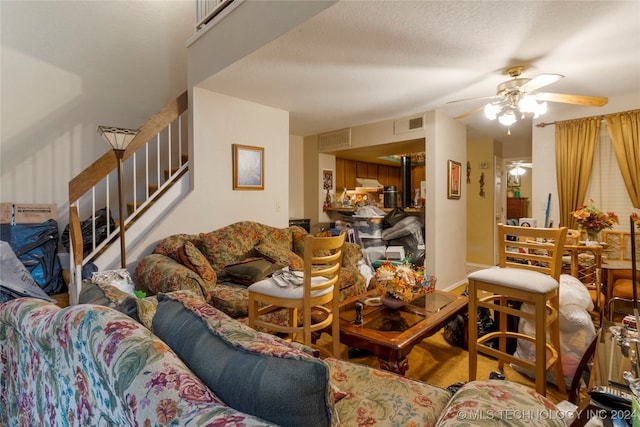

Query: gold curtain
<box><xmin>555</xmin><ymin>118</ymin><xmax>601</xmax><ymax>228</ymax></box>
<box><xmin>605</xmin><ymin>109</ymin><xmax>640</xmax><ymax>208</ymax></box>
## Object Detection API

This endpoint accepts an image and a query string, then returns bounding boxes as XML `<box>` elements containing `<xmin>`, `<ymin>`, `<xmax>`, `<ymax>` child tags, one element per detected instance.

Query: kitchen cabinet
<box><xmin>356</xmin><ymin>162</ymin><xmax>378</xmax><ymax>179</ymax></box>
<box><xmin>336</xmin><ymin>158</ymin><xmax>401</xmax><ymax>190</ymax></box>
<box><xmin>344</xmin><ymin>159</ymin><xmax>357</xmax><ymax>189</ymax></box>
<box><xmin>335</xmin><ymin>158</ymin><xmax>345</xmax><ymax>190</ymax></box>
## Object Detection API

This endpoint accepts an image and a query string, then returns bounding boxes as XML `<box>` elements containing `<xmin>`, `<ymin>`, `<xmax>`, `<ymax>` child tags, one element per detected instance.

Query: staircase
<box><xmin>67</xmin><ymin>91</ymin><xmax>189</xmax><ymax>304</ymax></box>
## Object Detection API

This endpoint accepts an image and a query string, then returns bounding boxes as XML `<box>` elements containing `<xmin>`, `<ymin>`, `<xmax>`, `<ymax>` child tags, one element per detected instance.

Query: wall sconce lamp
<box><xmin>98</xmin><ymin>126</ymin><xmax>139</xmax><ymax>268</ymax></box>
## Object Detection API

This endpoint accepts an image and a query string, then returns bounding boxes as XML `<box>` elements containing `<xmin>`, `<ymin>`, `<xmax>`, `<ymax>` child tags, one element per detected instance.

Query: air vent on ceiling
<box><xmin>318</xmin><ymin>128</ymin><xmax>352</xmax><ymax>151</ymax></box>
<box><xmin>394</xmin><ymin>115</ymin><xmax>424</xmax><ymax>135</ymax></box>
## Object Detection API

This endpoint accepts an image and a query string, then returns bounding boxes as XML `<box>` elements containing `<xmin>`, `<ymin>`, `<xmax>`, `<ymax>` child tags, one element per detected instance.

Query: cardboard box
<box><xmin>13</xmin><ymin>204</ymin><xmax>57</xmax><ymax>224</ymax></box>
<box><xmin>0</xmin><ymin>203</ymin><xmax>12</xmax><ymax>224</ymax></box>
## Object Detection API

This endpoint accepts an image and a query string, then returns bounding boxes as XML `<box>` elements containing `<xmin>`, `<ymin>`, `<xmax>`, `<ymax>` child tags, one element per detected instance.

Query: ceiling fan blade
<box><xmin>535</xmin><ymin>92</ymin><xmax>608</xmax><ymax>107</ymax></box>
<box><xmin>454</xmin><ymin>105</ymin><xmax>486</xmax><ymax>120</ymax></box>
<box><xmin>446</xmin><ymin>95</ymin><xmax>497</xmax><ymax>104</ymax></box>
<box><xmin>519</xmin><ymin>73</ymin><xmax>564</xmax><ymax>93</ymax></box>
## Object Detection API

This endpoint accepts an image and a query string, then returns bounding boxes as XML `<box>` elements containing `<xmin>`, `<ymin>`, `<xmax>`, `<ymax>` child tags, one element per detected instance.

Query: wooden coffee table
<box><xmin>339</xmin><ymin>290</ymin><xmax>468</xmax><ymax>375</ymax></box>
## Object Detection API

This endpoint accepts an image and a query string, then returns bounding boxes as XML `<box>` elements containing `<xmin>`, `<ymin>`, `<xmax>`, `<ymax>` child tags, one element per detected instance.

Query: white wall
<box><xmin>0</xmin><ymin>1</ymin><xmax>192</xmax><ymax>231</ymax></box>
<box><xmin>532</xmin><ymin>92</ymin><xmax>640</xmax><ymax>228</ymax></box>
<box><xmin>127</xmin><ymin>89</ymin><xmax>290</xmax><ymax>267</ymax></box>
<box><xmin>289</xmin><ymin>135</ymin><xmax>305</xmax><ymax>220</ymax></box>
<box><xmin>426</xmin><ymin>110</ymin><xmax>468</xmax><ymax>289</ymax></box>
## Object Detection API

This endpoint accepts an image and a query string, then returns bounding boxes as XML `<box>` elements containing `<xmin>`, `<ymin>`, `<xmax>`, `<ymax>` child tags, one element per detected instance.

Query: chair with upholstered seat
<box><xmin>248</xmin><ymin>233</ymin><xmax>345</xmax><ymax>358</ymax></box>
<box><xmin>468</xmin><ymin>224</ymin><xmax>568</xmax><ymax>396</ymax></box>
<box><xmin>607</xmin><ymin>222</ymin><xmax>639</xmax><ymax>320</ymax></box>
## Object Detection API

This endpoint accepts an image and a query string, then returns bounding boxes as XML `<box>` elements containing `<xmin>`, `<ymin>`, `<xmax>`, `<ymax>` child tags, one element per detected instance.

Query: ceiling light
<box><xmin>509</xmin><ymin>165</ymin><xmax>526</xmax><ymax>176</ymax></box>
<box><xmin>484</xmin><ymin>95</ymin><xmax>548</xmax><ymax>128</ymax></box>
<box><xmin>498</xmin><ymin>110</ymin><xmax>517</xmax><ymax>126</ymax></box>
<box><xmin>484</xmin><ymin>103</ymin><xmax>501</xmax><ymax>120</ymax></box>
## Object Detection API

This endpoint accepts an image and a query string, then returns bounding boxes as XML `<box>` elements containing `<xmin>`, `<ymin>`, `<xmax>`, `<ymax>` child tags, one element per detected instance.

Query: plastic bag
<box><xmin>0</xmin><ymin>219</ymin><xmax>64</xmax><ymax>295</ymax></box>
<box><xmin>61</xmin><ymin>207</ymin><xmax>115</xmax><ymax>257</ymax></box>
<box><xmin>443</xmin><ymin>313</ymin><xmax>466</xmax><ymax>347</ymax></box>
<box><xmin>0</xmin><ymin>241</ymin><xmax>55</xmax><ymax>303</ymax></box>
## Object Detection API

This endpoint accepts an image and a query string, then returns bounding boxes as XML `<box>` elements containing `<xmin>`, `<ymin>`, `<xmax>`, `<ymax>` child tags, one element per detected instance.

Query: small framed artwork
<box><xmin>507</xmin><ymin>173</ymin><xmax>521</xmax><ymax>188</ymax></box>
<box><xmin>233</xmin><ymin>144</ymin><xmax>264</xmax><ymax>190</ymax></box>
<box><xmin>322</xmin><ymin>169</ymin><xmax>333</xmax><ymax>191</ymax></box>
<box><xmin>448</xmin><ymin>160</ymin><xmax>462</xmax><ymax>199</ymax></box>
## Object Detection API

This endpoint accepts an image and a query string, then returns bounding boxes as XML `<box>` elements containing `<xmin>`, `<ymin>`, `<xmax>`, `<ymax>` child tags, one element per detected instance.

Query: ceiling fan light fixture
<box><xmin>484</xmin><ymin>103</ymin><xmax>501</xmax><ymax>120</ymax></box>
<box><xmin>518</xmin><ymin>95</ymin><xmax>547</xmax><ymax>118</ymax></box>
<box><xmin>498</xmin><ymin>110</ymin><xmax>517</xmax><ymax>126</ymax></box>
<box><xmin>509</xmin><ymin>165</ymin><xmax>526</xmax><ymax>176</ymax></box>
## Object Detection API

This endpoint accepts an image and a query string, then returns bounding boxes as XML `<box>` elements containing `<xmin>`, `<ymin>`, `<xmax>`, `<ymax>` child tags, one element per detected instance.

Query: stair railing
<box><xmin>67</xmin><ymin>91</ymin><xmax>189</xmax><ymax>304</ymax></box>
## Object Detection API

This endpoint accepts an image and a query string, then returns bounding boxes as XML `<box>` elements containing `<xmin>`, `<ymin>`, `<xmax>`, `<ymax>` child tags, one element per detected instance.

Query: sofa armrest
<box><xmin>435</xmin><ymin>380</ymin><xmax>565</xmax><ymax>426</ymax></box>
<box><xmin>325</xmin><ymin>357</ymin><xmax>451</xmax><ymax>427</ymax></box>
<box><xmin>134</xmin><ymin>253</ymin><xmax>214</xmax><ymax>301</ymax></box>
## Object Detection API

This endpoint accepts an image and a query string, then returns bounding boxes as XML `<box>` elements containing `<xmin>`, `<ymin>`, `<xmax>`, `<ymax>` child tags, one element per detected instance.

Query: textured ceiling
<box><xmin>200</xmin><ymin>1</ymin><xmax>640</xmax><ymax>154</ymax></box>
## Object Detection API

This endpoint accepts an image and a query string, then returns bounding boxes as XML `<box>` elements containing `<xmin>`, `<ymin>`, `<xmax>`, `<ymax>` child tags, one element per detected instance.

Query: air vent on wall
<box><xmin>394</xmin><ymin>115</ymin><xmax>424</xmax><ymax>135</ymax></box>
<box><xmin>318</xmin><ymin>128</ymin><xmax>352</xmax><ymax>151</ymax></box>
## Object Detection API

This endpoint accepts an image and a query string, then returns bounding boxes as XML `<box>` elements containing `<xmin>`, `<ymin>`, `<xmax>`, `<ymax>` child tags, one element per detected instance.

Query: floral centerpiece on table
<box><xmin>373</xmin><ymin>261</ymin><xmax>425</xmax><ymax>302</ymax></box>
<box><xmin>571</xmin><ymin>199</ymin><xmax>619</xmax><ymax>241</ymax></box>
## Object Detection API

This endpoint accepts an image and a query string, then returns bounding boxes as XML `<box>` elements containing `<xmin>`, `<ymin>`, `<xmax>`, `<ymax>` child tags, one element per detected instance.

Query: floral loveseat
<box><xmin>134</xmin><ymin>221</ymin><xmax>367</xmax><ymax>318</ymax></box>
<box><xmin>1</xmin><ymin>280</ymin><xmax>569</xmax><ymax>426</ymax></box>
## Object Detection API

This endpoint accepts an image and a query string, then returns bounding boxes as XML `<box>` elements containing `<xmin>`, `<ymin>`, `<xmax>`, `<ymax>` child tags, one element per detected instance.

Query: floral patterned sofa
<box><xmin>134</xmin><ymin>221</ymin><xmax>367</xmax><ymax>318</ymax></box>
<box><xmin>0</xmin><ymin>280</ymin><xmax>568</xmax><ymax>426</ymax></box>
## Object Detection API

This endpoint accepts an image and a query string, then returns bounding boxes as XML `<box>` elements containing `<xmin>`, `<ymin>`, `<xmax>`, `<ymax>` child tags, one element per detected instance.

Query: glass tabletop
<box><xmin>340</xmin><ymin>291</ymin><xmax>456</xmax><ymax>332</ymax></box>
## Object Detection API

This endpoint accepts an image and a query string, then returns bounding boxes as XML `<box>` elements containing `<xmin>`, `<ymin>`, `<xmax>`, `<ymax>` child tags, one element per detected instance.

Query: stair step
<box><xmin>164</xmin><ymin>167</ymin><xmax>181</xmax><ymax>180</ymax></box>
<box><xmin>127</xmin><ymin>202</ymin><xmax>144</xmax><ymax>216</ymax></box>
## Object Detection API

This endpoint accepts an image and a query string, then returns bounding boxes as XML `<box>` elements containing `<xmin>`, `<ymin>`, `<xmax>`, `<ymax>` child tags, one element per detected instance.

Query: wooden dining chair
<box><xmin>468</xmin><ymin>224</ymin><xmax>568</xmax><ymax>396</ymax></box>
<box><xmin>248</xmin><ymin>233</ymin><xmax>345</xmax><ymax>357</ymax></box>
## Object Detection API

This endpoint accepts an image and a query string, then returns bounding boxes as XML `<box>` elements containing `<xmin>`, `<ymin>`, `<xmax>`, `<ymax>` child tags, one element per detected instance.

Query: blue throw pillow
<box><xmin>152</xmin><ymin>292</ymin><xmax>333</xmax><ymax>427</ymax></box>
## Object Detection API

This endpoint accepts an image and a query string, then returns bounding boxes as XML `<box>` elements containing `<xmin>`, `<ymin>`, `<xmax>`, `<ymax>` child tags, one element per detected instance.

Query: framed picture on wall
<box><xmin>507</xmin><ymin>174</ymin><xmax>521</xmax><ymax>188</ymax></box>
<box><xmin>448</xmin><ymin>160</ymin><xmax>461</xmax><ymax>199</ymax></box>
<box><xmin>233</xmin><ymin>144</ymin><xmax>264</xmax><ymax>190</ymax></box>
<box><xmin>322</xmin><ymin>169</ymin><xmax>333</xmax><ymax>191</ymax></box>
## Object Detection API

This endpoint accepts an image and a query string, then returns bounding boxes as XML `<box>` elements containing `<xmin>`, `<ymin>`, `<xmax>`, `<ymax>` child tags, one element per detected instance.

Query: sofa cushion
<box><xmin>80</xmin><ymin>281</ymin><xmax>205</xmax><ymax>330</ymax></box>
<box><xmin>152</xmin><ymin>292</ymin><xmax>334</xmax><ymax>427</ymax></box>
<box><xmin>223</xmin><ymin>257</ymin><xmax>285</xmax><ymax>285</ymax></box>
<box><xmin>208</xmin><ymin>282</ymin><xmax>251</xmax><ymax>317</ymax></box>
<box><xmin>176</xmin><ymin>241</ymin><xmax>217</xmax><ymax>285</ymax></box>
<box><xmin>436</xmin><ymin>380</ymin><xmax>565</xmax><ymax>426</ymax></box>
<box><xmin>253</xmin><ymin>242</ymin><xmax>304</xmax><ymax>271</ymax></box>
<box><xmin>134</xmin><ymin>253</ymin><xmax>215</xmax><ymax>301</ymax></box>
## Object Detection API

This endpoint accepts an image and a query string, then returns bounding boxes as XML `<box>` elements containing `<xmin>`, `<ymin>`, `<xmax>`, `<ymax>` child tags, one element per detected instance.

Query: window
<box><xmin>584</xmin><ymin>123</ymin><xmax>633</xmax><ymax>232</ymax></box>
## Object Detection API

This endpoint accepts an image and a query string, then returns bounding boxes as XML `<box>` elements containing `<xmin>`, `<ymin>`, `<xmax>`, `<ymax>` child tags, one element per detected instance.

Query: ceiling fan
<box><xmin>449</xmin><ymin>66</ymin><xmax>609</xmax><ymax>124</ymax></box>
<box><xmin>508</xmin><ymin>161</ymin><xmax>532</xmax><ymax>176</ymax></box>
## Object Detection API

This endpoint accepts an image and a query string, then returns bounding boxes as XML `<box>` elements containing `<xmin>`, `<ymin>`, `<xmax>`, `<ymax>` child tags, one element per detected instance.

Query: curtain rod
<box><xmin>536</xmin><ymin>115</ymin><xmax>606</xmax><ymax>128</ymax></box>
<box><xmin>536</xmin><ymin>108</ymin><xmax>640</xmax><ymax>128</ymax></box>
